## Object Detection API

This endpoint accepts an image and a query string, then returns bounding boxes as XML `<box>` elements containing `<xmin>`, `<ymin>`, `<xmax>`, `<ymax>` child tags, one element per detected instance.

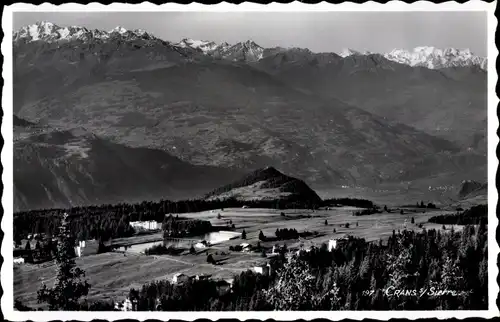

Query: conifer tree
<box><xmin>37</xmin><ymin>213</ymin><xmax>91</xmax><ymax>310</ymax></box>
<box><xmin>24</xmin><ymin>240</ymin><xmax>33</xmax><ymax>263</ymax></box>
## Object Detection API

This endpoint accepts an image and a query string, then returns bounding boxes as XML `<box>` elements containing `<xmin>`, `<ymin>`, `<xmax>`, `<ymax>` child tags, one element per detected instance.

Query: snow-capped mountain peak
<box><xmin>175</xmin><ymin>38</ymin><xmax>219</xmax><ymax>53</ymax></box>
<box><xmin>227</xmin><ymin>40</ymin><xmax>264</xmax><ymax>61</ymax></box>
<box><xmin>384</xmin><ymin>46</ymin><xmax>485</xmax><ymax>69</ymax></box>
<box><xmin>339</xmin><ymin>48</ymin><xmax>372</xmax><ymax>58</ymax></box>
<box><xmin>13</xmin><ymin>22</ymin><xmax>487</xmax><ymax>69</ymax></box>
<box><xmin>14</xmin><ymin>22</ymin><xmax>157</xmax><ymax>43</ymax></box>
<box><xmin>14</xmin><ymin>21</ymin><xmax>61</xmax><ymax>42</ymax></box>
<box><xmin>173</xmin><ymin>38</ymin><xmax>264</xmax><ymax>62</ymax></box>
<box><xmin>110</xmin><ymin>26</ymin><xmax>128</xmax><ymax>34</ymax></box>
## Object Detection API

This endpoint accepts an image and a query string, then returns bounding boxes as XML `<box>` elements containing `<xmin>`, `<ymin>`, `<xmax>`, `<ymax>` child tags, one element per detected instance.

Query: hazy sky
<box><xmin>13</xmin><ymin>11</ymin><xmax>487</xmax><ymax>56</ymax></box>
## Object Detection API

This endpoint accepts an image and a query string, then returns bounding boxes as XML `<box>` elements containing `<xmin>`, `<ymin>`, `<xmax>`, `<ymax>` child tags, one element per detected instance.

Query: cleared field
<box><xmin>14</xmin><ymin>245</ymin><xmax>266</xmax><ymax>307</ymax></box>
<box><xmin>182</xmin><ymin>207</ymin><xmax>458</xmax><ymax>247</ymax></box>
<box><xmin>14</xmin><ymin>252</ymin><xmax>194</xmax><ymax>307</ymax></box>
<box><xmin>15</xmin><ymin>206</ymin><xmax>459</xmax><ymax>308</ymax></box>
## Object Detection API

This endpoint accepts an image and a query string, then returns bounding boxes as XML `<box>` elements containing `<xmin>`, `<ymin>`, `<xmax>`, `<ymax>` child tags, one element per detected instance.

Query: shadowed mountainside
<box><xmin>14</xmin><ymin>120</ymin><xmax>243</xmax><ymax>211</ymax></box>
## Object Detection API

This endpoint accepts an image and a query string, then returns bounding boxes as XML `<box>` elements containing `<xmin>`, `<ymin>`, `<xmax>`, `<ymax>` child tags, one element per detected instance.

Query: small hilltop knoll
<box><xmin>205</xmin><ymin>166</ymin><xmax>322</xmax><ymax>207</ymax></box>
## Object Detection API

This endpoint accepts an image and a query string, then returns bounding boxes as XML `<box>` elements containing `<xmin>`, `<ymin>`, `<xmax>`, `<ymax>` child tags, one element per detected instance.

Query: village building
<box><xmin>74</xmin><ymin>240</ymin><xmax>87</xmax><ymax>258</ymax></box>
<box><xmin>328</xmin><ymin>239</ymin><xmax>337</xmax><ymax>251</ymax></box>
<box><xmin>195</xmin><ymin>273</ymin><xmax>212</xmax><ymax>281</ymax></box>
<box><xmin>114</xmin><ymin>297</ymin><xmax>137</xmax><ymax>311</ymax></box>
<box><xmin>129</xmin><ymin>220</ymin><xmax>160</xmax><ymax>231</ymax></box>
<box><xmin>14</xmin><ymin>257</ymin><xmax>24</xmax><ymax>265</ymax></box>
<box><xmin>328</xmin><ymin>235</ymin><xmax>350</xmax><ymax>252</ymax></box>
<box><xmin>195</xmin><ymin>240</ymin><xmax>210</xmax><ymax>249</ymax></box>
<box><xmin>240</xmin><ymin>243</ymin><xmax>251</xmax><ymax>252</ymax></box>
<box><xmin>172</xmin><ymin>273</ymin><xmax>193</xmax><ymax>284</ymax></box>
<box><xmin>253</xmin><ymin>262</ymin><xmax>272</xmax><ymax>276</ymax></box>
<box><xmin>216</xmin><ymin>278</ymin><xmax>234</xmax><ymax>295</ymax></box>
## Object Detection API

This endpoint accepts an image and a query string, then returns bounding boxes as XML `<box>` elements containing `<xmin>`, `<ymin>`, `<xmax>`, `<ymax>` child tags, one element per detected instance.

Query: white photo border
<box><xmin>1</xmin><ymin>1</ymin><xmax>498</xmax><ymax>320</ymax></box>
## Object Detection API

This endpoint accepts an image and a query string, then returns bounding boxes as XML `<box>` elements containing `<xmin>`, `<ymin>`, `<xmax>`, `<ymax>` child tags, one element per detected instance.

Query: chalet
<box><xmin>253</xmin><ymin>263</ymin><xmax>272</xmax><ymax>276</ymax></box>
<box><xmin>129</xmin><ymin>221</ymin><xmax>160</xmax><ymax>231</ymax></box>
<box><xmin>328</xmin><ymin>239</ymin><xmax>337</xmax><ymax>251</ymax></box>
<box><xmin>74</xmin><ymin>241</ymin><xmax>86</xmax><ymax>257</ymax></box>
<box><xmin>216</xmin><ymin>279</ymin><xmax>234</xmax><ymax>295</ymax></box>
<box><xmin>13</xmin><ymin>257</ymin><xmax>24</xmax><ymax>265</ymax></box>
<box><xmin>240</xmin><ymin>243</ymin><xmax>251</xmax><ymax>252</ymax></box>
<box><xmin>195</xmin><ymin>240</ymin><xmax>210</xmax><ymax>249</ymax></box>
<box><xmin>295</xmin><ymin>246</ymin><xmax>314</xmax><ymax>255</ymax></box>
<box><xmin>272</xmin><ymin>245</ymin><xmax>288</xmax><ymax>254</ymax></box>
<box><xmin>172</xmin><ymin>273</ymin><xmax>192</xmax><ymax>284</ymax></box>
<box><xmin>114</xmin><ymin>297</ymin><xmax>137</xmax><ymax>311</ymax></box>
<box><xmin>328</xmin><ymin>235</ymin><xmax>350</xmax><ymax>251</ymax></box>
<box><xmin>195</xmin><ymin>273</ymin><xmax>212</xmax><ymax>281</ymax></box>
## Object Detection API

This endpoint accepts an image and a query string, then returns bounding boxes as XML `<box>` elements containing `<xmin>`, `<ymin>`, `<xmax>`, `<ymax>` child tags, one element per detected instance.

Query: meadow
<box><xmin>14</xmin><ymin>206</ymin><xmax>457</xmax><ymax>308</ymax></box>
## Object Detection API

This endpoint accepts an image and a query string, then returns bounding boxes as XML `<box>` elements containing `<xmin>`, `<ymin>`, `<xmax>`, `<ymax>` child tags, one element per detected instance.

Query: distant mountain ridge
<box><xmin>383</xmin><ymin>46</ymin><xmax>487</xmax><ymax>70</ymax></box>
<box><xmin>458</xmin><ymin>180</ymin><xmax>487</xmax><ymax>199</ymax></box>
<box><xmin>13</xmin><ymin>21</ymin><xmax>487</xmax><ymax>70</ymax></box>
<box><xmin>13</xmin><ymin>21</ymin><xmax>158</xmax><ymax>43</ymax></box>
<box><xmin>12</xmin><ymin>21</ymin><xmax>488</xmax><ymax>210</ymax></box>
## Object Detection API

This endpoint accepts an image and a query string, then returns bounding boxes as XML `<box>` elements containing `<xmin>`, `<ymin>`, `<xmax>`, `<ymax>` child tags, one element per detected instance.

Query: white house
<box><xmin>114</xmin><ymin>298</ymin><xmax>136</xmax><ymax>311</ymax></box>
<box><xmin>328</xmin><ymin>239</ymin><xmax>338</xmax><ymax>251</ymax></box>
<box><xmin>194</xmin><ymin>242</ymin><xmax>206</xmax><ymax>249</ymax></box>
<box><xmin>240</xmin><ymin>243</ymin><xmax>251</xmax><ymax>252</ymax></box>
<box><xmin>195</xmin><ymin>274</ymin><xmax>212</xmax><ymax>281</ymax></box>
<box><xmin>14</xmin><ymin>257</ymin><xmax>24</xmax><ymax>265</ymax></box>
<box><xmin>172</xmin><ymin>273</ymin><xmax>191</xmax><ymax>284</ymax></box>
<box><xmin>75</xmin><ymin>246</ymin><xmax>82</xmax><ymax>257</ymax></box>
<box><xmin>253</xmin><ymin>263</ymin><xmax>272</xmax><ymax>276</ymax></box>
<box><xmin>129</xmin><ymin>221</ymin><xmax>160</xmax><ymax>231</ymax></box>
<box><xmin>195</xmin><ymin>240</ymin><xmax>210</xmax><ymax>249</ymax></box>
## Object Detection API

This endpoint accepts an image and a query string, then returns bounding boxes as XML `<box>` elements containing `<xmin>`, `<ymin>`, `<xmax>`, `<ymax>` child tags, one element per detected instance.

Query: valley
<box><xmin>14</xmin><ymin>205</ymin><xmax>459</xmax><ymax>308</ymax></box>
<box><xmin>10</xmin><ymin>15</ymin><xmax>490</xmax><ymax>313</ymax></box>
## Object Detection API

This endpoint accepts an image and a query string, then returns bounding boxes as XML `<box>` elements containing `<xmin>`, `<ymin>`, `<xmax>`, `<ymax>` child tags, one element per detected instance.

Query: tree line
<box><xmin>274</xmin><ymin>228</ymin><xmax>300</xmax><ymax>240</ymax></box>
<box><xmin>428</xmin><ymin>204</ymin><xmax>487</xmax><ymax>225</ymax></box>
<box><xmin>323</xmin><ymin>198</ymin><xmax>375</xmax><ymax>209</ymax></box>
<box><xmin>14</xmin><ymin>195</ymin><xmax>329</xmax><ymax>242</ymax></box>
<box><xmin>162</xmin><ymin>215</ymin><xmax>213</xmax><ymax>238</ymax></box>
<box><xmin>109</xmin><ymin>224</ymin><xmax>487</xmax><ymax>311</ymax></box>
<box><xmin>16</xmin><ymin>219</ymin><xmax>487</xmax><ymax>311</ymax></box>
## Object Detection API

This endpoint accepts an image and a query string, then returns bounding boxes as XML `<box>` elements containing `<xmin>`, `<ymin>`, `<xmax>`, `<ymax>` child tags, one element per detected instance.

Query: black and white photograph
<box><xmin>2</xmin><ymin>2</ymin><xmax>498</xmax><ymax>319</ymax></box>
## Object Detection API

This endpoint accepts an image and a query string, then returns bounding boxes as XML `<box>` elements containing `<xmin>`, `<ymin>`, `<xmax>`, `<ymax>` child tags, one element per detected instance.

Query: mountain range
<box><xmin>14</xmin><ymin>21</ymin><xmax>487</xmax><ymax>69</ymax></box>
<box><xmin>12</xmin><ymin>21</ymin><xmax>488</xmax><ymax>210</ymax></box>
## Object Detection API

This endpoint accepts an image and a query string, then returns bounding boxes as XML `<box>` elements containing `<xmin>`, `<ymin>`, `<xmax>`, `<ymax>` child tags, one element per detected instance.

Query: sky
<box><xmin>13</xmin><ymin>11</ymin><xmax>487</xmax><ymax>56</ymax></box>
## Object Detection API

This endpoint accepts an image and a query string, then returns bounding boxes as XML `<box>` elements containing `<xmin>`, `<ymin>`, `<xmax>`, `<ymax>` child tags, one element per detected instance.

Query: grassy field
<box><xmin>14</xmin><ymin>206</ymin><xmax>459</xmax><ymax>308</ymax></box>
<box><xmin>182</xmin><ymin>207</ymin><xmax>458</xmax><ymax>244</ymax></box>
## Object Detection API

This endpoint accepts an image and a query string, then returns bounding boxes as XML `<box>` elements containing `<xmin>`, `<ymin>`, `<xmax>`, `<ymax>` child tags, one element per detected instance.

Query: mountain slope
<box><xmin>255</xmin><ymin>52</ymin><xmax>487</xmax><ymax>151</ymax></box>
<box><xmin>458</xmin><ymin>180</ymin><xmax>487</xmax><ymax>199</ymax></box>
<box><xmin>15</xmin><ymin>57</ymin><xmax>467</xmax><ymax>188</ymax></box>
<box><xmin>205</xmin><ymin>166</ymin><xmax>322</xmax><ymax>204</ymax></box>
<box><xmin>12</xmin><ymin>22</ymin><xmax>487</xmax><ymax>208</ymax></box>
<box><xmin>14</xmin><ymin>120</ymin><xmax>242</xmax><ymax>211</ymax></box>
